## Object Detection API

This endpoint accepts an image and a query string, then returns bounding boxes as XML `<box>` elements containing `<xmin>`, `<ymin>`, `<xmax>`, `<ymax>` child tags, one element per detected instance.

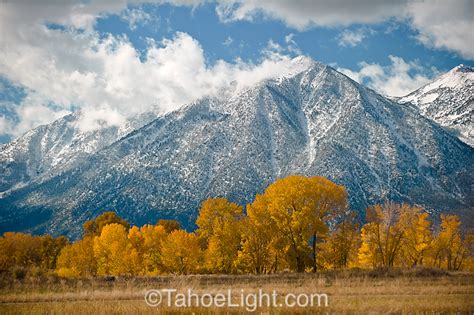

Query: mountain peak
<box><xmin>289</xmin><ymin>55</ymin><xmax>315</xmax><ymax>67</ymax></box>
<box><xmin>399</xmin><ymin>63</ymin><xmax>473</xmax><ymax>147</ymax></box>
<box><xmin>277</xmin><ymin>55</ymin><xmax>319</xmax><ymax>78</ymax></box>
<box><xmin>451</xmin><ymin>64</ymin><xmax>474</xmax><ymax>74</ymax></box>
<box><xmin>1</xmin><ymin>58</ymin><xmax>472</xmax><ymax>237</ymax></box>
<box><xmin>416</xmin><ymin>63</ymin><xmax>473</xmax><ymax>93</ymax></box>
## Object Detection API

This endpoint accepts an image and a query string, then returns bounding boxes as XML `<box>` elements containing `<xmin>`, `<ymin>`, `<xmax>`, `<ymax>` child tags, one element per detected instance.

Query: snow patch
<box><xmin>420</xmin><ymin>93</ymin><xmax>439</xmax><ymax>104</ymax></box>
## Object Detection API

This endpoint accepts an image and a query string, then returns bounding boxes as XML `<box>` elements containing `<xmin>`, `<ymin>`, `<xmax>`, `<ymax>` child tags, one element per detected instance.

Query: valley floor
<box><xmin>0</xmin><ymin>269</ymin><xmax>472</xmax><ymax>314</ymax></box>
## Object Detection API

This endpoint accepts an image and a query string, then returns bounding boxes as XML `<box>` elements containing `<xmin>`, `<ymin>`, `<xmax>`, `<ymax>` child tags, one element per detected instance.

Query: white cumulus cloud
<box><xmin>0</xmin><ymin>0</ymin><xmax>471</xmax><ymax>140</ymax></box>
<box><xmin>406</xmin><ymin>0</ymin><xmax>474</xmax><ymax>59</ymax></box>
<box><xmin>215</xmin><ymin>0</ymin><xmax>474</xmax><ymax>59</ymax></box>
<box><xmin>121</xmin><ymin>7</ymin><xmax>157</xmax><ymax>31</ymax></box>
<box><xmin>0</xmin><ymin>0</ymin><xmax>310</xmax><ymax>139</ymax></box>
<box><xmin>338</xmin><ymin>29</ymin><xmax>367</xmax><ymax>47</ymax></box>
<box><xmin>337</xmin><ymin>56</ymin><xmax>437</xmax><ymax>97</ymax></box>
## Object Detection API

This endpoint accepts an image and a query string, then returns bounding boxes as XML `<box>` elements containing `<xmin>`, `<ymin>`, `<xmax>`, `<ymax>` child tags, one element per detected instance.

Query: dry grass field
<box><xmin>0</xmin><ymin>268</ymin><xmax>473</xmax><ymax>314</ymax></box>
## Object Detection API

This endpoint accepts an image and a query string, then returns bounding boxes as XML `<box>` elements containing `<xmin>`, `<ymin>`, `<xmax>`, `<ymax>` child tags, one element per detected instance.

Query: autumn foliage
<box><xmin>0</xmin><ymin>175</ymin><xmax>472</xmax><ymax>278</ymax></box>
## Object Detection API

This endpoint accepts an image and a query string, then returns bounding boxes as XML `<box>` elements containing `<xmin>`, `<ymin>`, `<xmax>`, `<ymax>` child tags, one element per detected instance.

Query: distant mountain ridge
<box><xmin>0</xmin><ymin>111</ymin><xmax>159</xmax><ymax>195</ymax></box>
<box><xmin>399</xmin><ymin>64</ymin><xmax>473</xmax><ymax>146</ymax></box>
<box><xmin>0</xmin><ymin>57</ymin><xmax>472</xmax><ymax>238</ymax></box>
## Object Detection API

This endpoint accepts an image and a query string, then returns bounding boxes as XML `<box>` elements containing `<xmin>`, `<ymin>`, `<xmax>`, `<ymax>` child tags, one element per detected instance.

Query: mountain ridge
<box><xmin>0</xmin><ymin>58</ymin><xmax>472</xmax><ymax>238</ymax></box>
<box><xmin>399</xmin><ymin>63</ymin><xmax>473</xmax><ymax>146</ymax></box>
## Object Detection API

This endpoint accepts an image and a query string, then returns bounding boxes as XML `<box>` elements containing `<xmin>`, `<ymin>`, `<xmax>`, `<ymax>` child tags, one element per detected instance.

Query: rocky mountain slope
<box><xmin>399</xmin><ymin>64</ymin><xmax>473</xmax><ymax>146</ymax></box>
<box><xmin>0</xmin><ymin>57</ymin><xmax>472</xmax><ymax>238</ymax></box>
<box><xmin>0</xmin><ymin>111</ymin><xmax>158</xmax><ymax>195</ymax></box>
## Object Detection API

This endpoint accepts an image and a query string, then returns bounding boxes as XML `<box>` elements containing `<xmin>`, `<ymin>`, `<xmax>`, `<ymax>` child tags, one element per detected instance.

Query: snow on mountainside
<box><xmin>0</xmin><ymin>57</ymin><xmax>316</xmax><ymax>197</ymax></box>
<box><xmin>0</xmin><ymin>111</ymin><xmax>158</xmax><ymax>195</ymax></box>
<box><xmin>0</xmin><ymin>57</ymin><xmax>472</xmax><ymax>238</ymax></box>
<box><xmin>399</xmin><ymin>64</ymin><xmax>473</xmax><ymax>146</ymax></box>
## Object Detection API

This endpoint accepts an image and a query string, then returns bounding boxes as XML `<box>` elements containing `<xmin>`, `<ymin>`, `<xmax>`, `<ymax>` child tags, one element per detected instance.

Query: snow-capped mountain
<box><xmin>399</xmin><ymin>64</ymin><xmax>473</xmax><ymax>146</ymax></box>
<box><xmin>0</xmin><ymin>57</ymin><xmax>472</xmax><ymax>238</ymax></box>
<box><xmin>0</xmin><ymin>111</ymin><xmax>158</xmax><ymax>195</ymax></box>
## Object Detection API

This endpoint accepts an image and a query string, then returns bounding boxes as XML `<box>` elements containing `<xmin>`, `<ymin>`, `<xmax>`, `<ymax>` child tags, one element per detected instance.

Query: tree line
<box><xmin>0</xmin><ymin>175</ymin><xmax>472</xmax><ymax>277</ymax></box>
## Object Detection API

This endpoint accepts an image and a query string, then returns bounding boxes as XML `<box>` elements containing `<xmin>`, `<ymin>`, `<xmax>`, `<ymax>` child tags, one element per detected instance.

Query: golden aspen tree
<box><xmin>157</xmin><ymin>219</ymin><xmax>181</xmax><ymax>233</ymax></box>
<box><xmin>260</xmin><ymin>176</ymin><xmax>347</xmax><ymax>272</ymax></box>
<box><xmin>398</xmin><ymin>207</ymin><xmax>432</xmax><ymax>267</ymax></box>
<box><xmin>160</xmin><ymin>230</ymin><xmax>202</xmax><ymax>274</ymax></box>
<box><xmin>196</xmin><ymin>198</ymin><xmax>244</xmax><ymax>273</ymax></box>
<box><xmin>93</xmin><ymin>223</ymin><xmax>129</xmax><ymax>275</ymax></box>
<box><xmin>56</xmin><ymin>236</ymin><xmax>96</xmax><ymax>277</ymax></box>
<box><xmin>358</xmin><ymin>203</ymin><xmax>406</xmax><ymax>268</ymax></box>
<box><xmin>83</xmin><ymin>211</ymin><xmax>130</xmax><ymax>237</ymax></box>
<box><xmin>432</xmin><ymin>215</ymin><xmax>468</xmax><ymax>270</ymax></box>
<box><xmin>139</xmin><ymin>224</ymin><xmax>167</xmax><ymax>275</ymax></box>
<box><xmin>306</xmin><ymin>176</ymin><xmax>348</xmax><ymax>272</ymax></box>
<box><xmin>321</xmin><ymin>211</ymin><xmax>360</xmax><ymax>269</ymax></box>
<box><xmin>237</xmin><ymin>194</ymin><xmax>277</xmax><ymax>274</ymax></box>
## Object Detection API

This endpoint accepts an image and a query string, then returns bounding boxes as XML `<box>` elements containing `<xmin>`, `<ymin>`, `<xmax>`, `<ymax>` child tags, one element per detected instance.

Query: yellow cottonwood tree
<box><xmin>358</xmin><ymin>224</ymin><xmax>379</xmax><ymax>268</ymax></box>
<box><xmin>37</xmin><ymin>235</ymin><xmax>68</xmax><ymax>270</ymax></box>
<box><xmin>237</xmin><ymin>194</ymin><xmax>278</xmax><ymax>274</ymax></box>
<box><xmin>261</xmin><ymin>176</ymin><xmax>347</xmax><ymax>272</ymax></box>
<box><xmin>83</xmin><ymin>211</ymin><xmax>130</xmax><ymax>237</ymax></box>
<box><xmin>196</xmin><ymin>198</ymin><xmax>244</xmax><ymax>273</ymax></box>
<box><xmin>358</xmin><ymin>203</ymin><xmax>406</xmax><ymax>268</ymax></box>
<box><xmin>306</xmin><ymin>177</ymin><xmax>347</xmax><ymax>271</ymax></box>
<box><xmin>321</xmin><ymin>211</ymin><xmax>360</xmax><ymax>269</ymax></box>
<box><xmin>0</xmin><ymin>232</ymin><xmax>68</xmax><ymax>272</ymax></box>
<box><xmin>56</xmin><ymin>237</ymin><xmax>96</xmax><ymax>277</ymax></box>
<box><xmin>263</xmin><ymin>176</ymin><xmax>314</xmax><ymax>272</ymax></box>
<box><xmin>93</xmin><ymin>223</ymin><xmax>130</xmax><ymax>275</ymax></box>
<box><xmin>124</xmin><ymin>226</ymin><xmax>145</xmax><ymax>275</ymax></box>
<box><xmin>160</xmin><ymin>230</ymin><xmax>202</xmax><ymax>274</ymax></box>
<box><xmin>398</xmin><ymin>207</ymin><xmax>432</xmax><ymax>267</ymax></box>
<box><xmin>463</xmin><ymin>232</ymin><xmax>474</xmax><ymax>270</ymax></box>
<box><xmin>141</xmin><ymin>224</ymin><xmax>167</xmax><ymax>274</ymax></box>
<box><xmin>0</xmin><ymin>233</ymin><xmax>41</xmax><ymax>270</ymax></box>
<box><xmin>431</xmin><ymin>215</ymin><xmax>468</xmax><ymax>270</ymax></box>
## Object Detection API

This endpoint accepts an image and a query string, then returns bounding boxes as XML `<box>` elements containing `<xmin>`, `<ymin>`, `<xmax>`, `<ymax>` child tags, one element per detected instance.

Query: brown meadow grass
<box><xmin>0</xmin><ymin>268</ymin><xmax>472</xmax><ymax>314</ymax></box>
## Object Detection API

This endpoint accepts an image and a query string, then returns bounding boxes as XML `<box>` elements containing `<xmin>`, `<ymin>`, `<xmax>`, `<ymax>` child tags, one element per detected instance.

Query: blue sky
<box><xmin>96</xmin><ymin>3</ymin><xmax>467</xmax><ymax>70</ymax></box>
<box><xmin>0</xmin><ymin>1</ymin><xmax>472</xmax><ymax>143</ymax></box>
